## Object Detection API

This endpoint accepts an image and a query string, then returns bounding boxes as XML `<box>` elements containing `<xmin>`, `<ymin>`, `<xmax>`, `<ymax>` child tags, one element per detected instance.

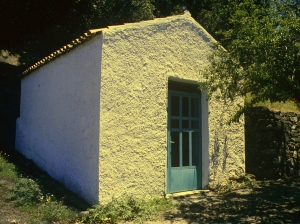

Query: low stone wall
<box><xmin>245</xmin><ymin>107</ymin><xmax>300</xmax><ymax>179</ymax></box>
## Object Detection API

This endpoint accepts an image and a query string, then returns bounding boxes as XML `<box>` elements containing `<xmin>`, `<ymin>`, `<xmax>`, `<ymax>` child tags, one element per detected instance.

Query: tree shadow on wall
<box><xmin>164</xmin><ymin>178</ymin><xmax>300</xmax><ymax>223</ymax></box>
<box><xmin>210</xmin><ymin>101</ymin><xmax>235</xmax><ymax>181</ymax></box>
<box><xmin>211</xmin><ymin>135</ymin><xmax>229</xmax><ymax>179</ymax></box>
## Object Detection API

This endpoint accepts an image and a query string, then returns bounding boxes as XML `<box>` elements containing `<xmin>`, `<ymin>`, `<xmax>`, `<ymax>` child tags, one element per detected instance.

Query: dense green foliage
<box><xmin>200</xmin><ymin>0</ymin><xmax>300</xmax><ymax>117</ymax></box>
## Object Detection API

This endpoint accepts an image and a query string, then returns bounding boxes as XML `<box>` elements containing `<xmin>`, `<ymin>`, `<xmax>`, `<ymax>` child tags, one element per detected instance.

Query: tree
<box><xmin>163</xmin><ymin>0</ymin><xmax>272</xmax><ymax>47</ymax></box>
<box><xmin>0</xmin><ymin>0</ymin><xmax>155</xmax><ymax>67</ymax></box>
<box><xmin>199</xmin><ymin>0</ymin><xmax>300</xmax><ymax>119</ymax></box>
<box><xmin>0</xmin><ymin>0</ymin><xmax>269</xmax><ymax>68</ymax></box>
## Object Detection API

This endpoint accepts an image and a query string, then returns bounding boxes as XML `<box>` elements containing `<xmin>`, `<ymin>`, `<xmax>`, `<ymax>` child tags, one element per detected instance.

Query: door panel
<box><xmin>167</xmin><ymin>91</ymin><xmax>202</xmax><ymax>193</ymax></box>
<box><xmin>170</xmin><ymin>168</ymin><xmax>198</xmax><ymax>192</ymax></box>
<box><xmin>192</xmin><ymin>132</ymin><xmax>200</xmax><ymax>166</ymax></box>
<box><xmin>170</xmin><ymin>131</ymin><xmax>180</xmax><ymax>167</ymax></box>
<box><xmin>182</xmin><ymin>132</ymin><xmax>189</xmax><ymax>166</ymax></box>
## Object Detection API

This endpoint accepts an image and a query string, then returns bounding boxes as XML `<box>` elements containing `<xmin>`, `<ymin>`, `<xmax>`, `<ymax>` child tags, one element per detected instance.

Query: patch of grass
<box><xmin>7</xmin><ymin>178</ymin><xmax>43</xmax><ymax>206</ymax></box>
<box><xmin>1</xmin><ymin>150</ymin><xmax>175</xmax><ymax>223</ymax></box>
<box><xmin>245</xmin><ymin>94</ymin><xmax>300</xmax><ymax>114</ymax></box>
<box><xmin>254</xmin><ymin>100</ymin><xmax>300</xmax><ymax>114</ymax></box>
<box><xmin>84</xmin><ymin>195</ymin><xmax>174</xmax><ymax>224</ymax></box>
<box><xmin>2</xmin><ymin>150</ymin><xmax>90</xmax><ymax>210</ymax></box>
<box><xmin>0</xmin><ymin>151</ymin><xmax>18</xmax><ymax>179</ymax></box>
<box><xmin>0</xmin><ymin>150</ymin><xmax>85</xmax><ymax>223</ymax></box>
<box><xmin>30</xmin><ymin>201</ymin><xmax>79</xmax><ymax>224</ymax></box>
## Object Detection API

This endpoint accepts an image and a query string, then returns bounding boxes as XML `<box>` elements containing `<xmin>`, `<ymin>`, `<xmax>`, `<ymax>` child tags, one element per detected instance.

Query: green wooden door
<box><xmin>167</xmin><ymin>91</ymin><xmax>202</xmax><ymax>193</ymax></box>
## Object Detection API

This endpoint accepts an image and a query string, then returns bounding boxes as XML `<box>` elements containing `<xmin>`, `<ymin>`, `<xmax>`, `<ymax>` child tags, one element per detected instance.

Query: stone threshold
<box><xmin>166</xmin><ymin>190</ymin><xmax>210</xmax><ymax>198</ymax></box>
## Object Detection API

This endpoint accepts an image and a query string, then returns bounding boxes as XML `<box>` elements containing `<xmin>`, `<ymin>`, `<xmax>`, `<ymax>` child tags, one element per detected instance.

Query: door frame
<box><xmin>166</xmin><ymin>90</ymin><xmax>202</xmax><ymax>194</ymax></box>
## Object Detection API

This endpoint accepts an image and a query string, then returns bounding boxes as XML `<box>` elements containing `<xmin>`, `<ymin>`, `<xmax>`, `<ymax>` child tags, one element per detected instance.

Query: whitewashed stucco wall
<box><xmin>15</xmin><ymin>35</ymin><xmax>103</xmax><ymax>204</ymax></box>
<box><xmin>99</xmin><ymin>12</ymin><xmax>245</xmax><ymax>203</ymax></box>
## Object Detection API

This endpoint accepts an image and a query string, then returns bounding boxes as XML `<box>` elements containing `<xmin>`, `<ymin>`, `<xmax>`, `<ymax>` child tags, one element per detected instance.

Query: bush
<box><xmin>7</xmin><ymin>178</ymin><xmax>42</xmax><ymax>206</ymax></box>
<box><xmin>37</xmin><ymin>201</ymin><xmax>78</xmax><ymax>223</ymax></box>
<box><xmin>83</xmin><ymin>195</ymin><xmax>173</xmax><ymax>224</ymax></box>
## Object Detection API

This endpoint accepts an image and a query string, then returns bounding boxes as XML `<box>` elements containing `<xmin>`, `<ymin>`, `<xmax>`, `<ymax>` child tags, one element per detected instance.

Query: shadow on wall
<box><xmin>0</xmin><ymin>62</ymin><xmax>22</xmax><ymax>151</ymax></box>
<box><xmin>245</xmin><ymin>106</ymin><xmax>300</xmax><ymax>180</ymax></box>
<box><xmin>210</xmin><ymin>104</ymin><xmax>232</xmax><ymax>185</ymax></box>
<box><xmin>211</xmin><ymin>135</ymin><xmax>229</xmax><ymax>180</ymax></box>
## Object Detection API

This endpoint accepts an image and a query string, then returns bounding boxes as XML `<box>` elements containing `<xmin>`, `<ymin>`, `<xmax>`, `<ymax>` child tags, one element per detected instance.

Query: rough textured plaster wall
<box><xmin>15</xmin><ymin>35</ymin><xmax>103</xmax><ymax>204</ymax></box>
<box><xmin>208</xmin><ymin>98</ymin><xmax>245</xmax><ymax>188</ymax></box>
<box><xmin>99</xmin><ymin>12</ymin><xmax>245</xmax><ymax>203</ymax></box>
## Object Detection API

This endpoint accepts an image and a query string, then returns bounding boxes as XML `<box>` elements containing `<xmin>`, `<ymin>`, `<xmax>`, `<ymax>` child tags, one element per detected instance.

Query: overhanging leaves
<box><xmin>200</xmin><ymin>0</ymin><xmax>300</xmax><ymax>119</ymax></box>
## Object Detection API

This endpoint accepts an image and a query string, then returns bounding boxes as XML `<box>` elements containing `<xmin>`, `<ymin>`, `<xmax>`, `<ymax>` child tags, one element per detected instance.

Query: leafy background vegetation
<box><xmin>199</xmin><ymin>0</ymin><xmax>300</xmax><ymax>116</ymax></box>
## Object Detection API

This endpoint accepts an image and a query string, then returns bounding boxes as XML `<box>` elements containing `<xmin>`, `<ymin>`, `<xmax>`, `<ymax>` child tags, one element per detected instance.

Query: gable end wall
<box><xmin>99</xmin><ymin>15</ymin><xmax>245</xmax><ymax>203</ymax></box>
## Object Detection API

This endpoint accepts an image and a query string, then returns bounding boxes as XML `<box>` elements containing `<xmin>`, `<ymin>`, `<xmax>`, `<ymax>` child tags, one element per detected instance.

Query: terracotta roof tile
<box><xmin>20</xmin><ymin>30</ymin><xmax>103</xmax><ymax>76</ymax></box>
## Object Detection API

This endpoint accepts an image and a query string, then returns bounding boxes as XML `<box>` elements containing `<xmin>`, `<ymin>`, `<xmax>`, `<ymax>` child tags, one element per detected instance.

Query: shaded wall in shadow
<box><xmin>0</xmin><ymin>62</ymin><xmax>23</xmax><ymax>151</ymax></box>
<box><xmin>245</xmin><ymin>106</ymin><xmax>300</xmax><ymax>179</ymax></box>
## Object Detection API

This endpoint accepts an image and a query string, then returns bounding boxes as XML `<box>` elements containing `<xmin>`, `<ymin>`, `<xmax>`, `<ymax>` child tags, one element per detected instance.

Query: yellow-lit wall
<box><xmin>99</xmin><ymin>12</ymin><xmax>245</xmax><ymax>203</ymax></box>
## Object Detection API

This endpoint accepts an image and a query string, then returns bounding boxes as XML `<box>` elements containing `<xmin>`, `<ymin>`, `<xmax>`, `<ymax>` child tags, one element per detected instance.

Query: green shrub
<box><xmin>37</xmin><ymin>201</ymin><xmax>78</xmax><ymax>223</ymax></box>
<box><xmin>0</xmin><ymin>151</ymin><xmax>18</xmax><ymax>179</ymax></box>
<box><xmin>83</xmin><ymin>195</ymin><xmax>173</xmax><ymax>224</ymax></box>
<box><xmin>7</xmin><ymin>178</ymin><xmax>42</xmax><ymax>206</ymax></box>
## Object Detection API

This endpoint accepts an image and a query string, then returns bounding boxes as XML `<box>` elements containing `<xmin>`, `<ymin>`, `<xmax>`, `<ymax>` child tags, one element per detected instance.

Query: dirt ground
<box><xmin>1</xmin><ymin>178</ymin><xmax>300</xmax><ymax>223</ymax></box>
<box><xmin>141</xmin><ymin>178</ymin><xmax>300</xmax><ymax>224</ymax></box>
<box><xmin>0</xmin><ymin>177</ymin><xmax>30</xmax><ymax>224</ymax></box>
<box><xmin>162</xmin><ymin>178</ymin><xmax>300</xmax><ymax>224</ymax></box>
